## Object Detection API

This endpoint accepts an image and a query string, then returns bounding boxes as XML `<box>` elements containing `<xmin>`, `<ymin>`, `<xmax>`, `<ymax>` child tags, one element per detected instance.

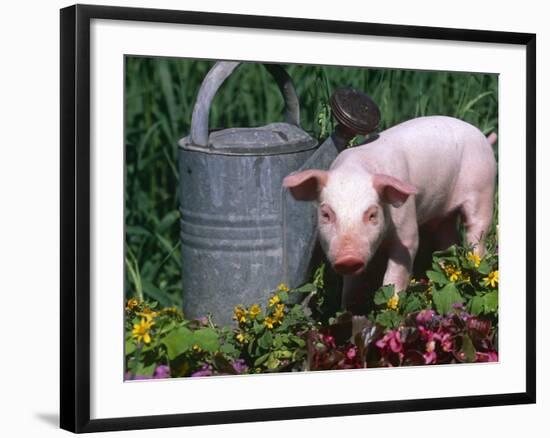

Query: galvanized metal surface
<box><xmin>180</xmin><ymin>61</ymin><xmax>336</xmax><ymax>326</ymax></box>
<box><xmin>179</xmin><ymin>146</ymin><xmax>324</xmax><ymax>325</ymax></box>
<box><xmin>190</xmin><ymin>61</ymin><xmax>301</xmax><ymax>148</ymax></box>
<box><xmin>181</xmin><ymin>122</ymin><xmax>317</xmax><ymax>156</ymax></box>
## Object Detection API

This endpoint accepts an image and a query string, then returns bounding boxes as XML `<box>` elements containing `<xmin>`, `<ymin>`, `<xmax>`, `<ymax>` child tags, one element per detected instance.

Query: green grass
<box><xmin>124</xmin><ymin>56</ymin><xmax>498</xmax><ymax>308</ymax></box>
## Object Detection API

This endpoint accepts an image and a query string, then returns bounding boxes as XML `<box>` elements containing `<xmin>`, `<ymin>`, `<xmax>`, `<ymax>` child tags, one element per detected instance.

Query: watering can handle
<box><xmin>190</xmin><ymin>62</ymin><xmax>301</xmax><ymax>147</ymax></box>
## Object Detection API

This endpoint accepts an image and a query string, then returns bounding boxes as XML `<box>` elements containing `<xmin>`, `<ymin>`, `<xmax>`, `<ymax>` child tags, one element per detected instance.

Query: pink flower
<box><xmin>376</xmin><ymin>330</ymin><xmax>402</xmax><ymax>353</ymax></box>
<box><xmin>424</xmin><ymin>350</ymin><xmax>437</xmax><ymax>364</ymax></box>
<box><xmin>346</xmin><ymin>346</ymin><xmax>357</xmax><ymax>360</ymax></box>
<box><xmin>320</xmin><ymin>334</ymin><xmax>336</xmax><ymax>348</ymax></box>
<box><xmin>439</xmin><ymin>332</ymin><xmax>454</xmax><ymax>352</ymax></box>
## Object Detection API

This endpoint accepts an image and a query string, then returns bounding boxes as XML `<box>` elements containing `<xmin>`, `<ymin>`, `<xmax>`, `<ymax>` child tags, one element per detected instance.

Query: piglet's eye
<box><xmin>320</xmin><ymin>205</ymin><xmax>335</xmax><ymax>224</ymax></box>
<box><xmin>364</xmin><ymin>206</ymin><xmax>379</xmax><ymax>224</ymax></box>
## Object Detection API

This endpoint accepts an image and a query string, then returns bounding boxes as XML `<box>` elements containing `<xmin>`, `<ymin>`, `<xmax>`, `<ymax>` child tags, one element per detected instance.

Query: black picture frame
<box><xmin>60</xmin><ymin>4</ymin><xmax>536</xmax><ymax>433</ymax></box>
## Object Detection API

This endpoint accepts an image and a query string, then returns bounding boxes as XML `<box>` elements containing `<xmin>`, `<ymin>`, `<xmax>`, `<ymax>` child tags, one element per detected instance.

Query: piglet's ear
<box><xmin>283</xmin><ymin>169</ymin><xmax>329</xmax><ymax>201</ymax></box>
<box><xmin>372</xmin><ymin>173</ymin><xmax>418</xmax><ymax>208</ymax></box>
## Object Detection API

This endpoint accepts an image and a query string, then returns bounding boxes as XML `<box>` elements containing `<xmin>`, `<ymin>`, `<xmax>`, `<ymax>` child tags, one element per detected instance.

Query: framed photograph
<box><xmin>60</xmin><ymin>4</ymin><xmax>536</xmax><ymax>433</ymax></box>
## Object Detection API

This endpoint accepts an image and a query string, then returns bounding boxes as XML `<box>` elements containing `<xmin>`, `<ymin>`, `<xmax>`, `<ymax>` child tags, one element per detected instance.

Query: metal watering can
<box><xmin>178</xmin><ymin>61</ymin><xmax>380</xmax><ymax>325</ymax></box>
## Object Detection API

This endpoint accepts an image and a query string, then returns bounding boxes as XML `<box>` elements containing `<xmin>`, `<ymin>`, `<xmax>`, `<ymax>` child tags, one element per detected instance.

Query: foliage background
<box><xmin>124</xmin><ymin>57</ymin><xmax>498</xmax><ymax>308</ymax></box>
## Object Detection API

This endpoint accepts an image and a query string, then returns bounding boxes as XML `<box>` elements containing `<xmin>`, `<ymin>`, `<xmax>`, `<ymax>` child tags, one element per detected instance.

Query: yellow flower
<box><xmin>136</xmin><ymin>308</ymin><xmax>158</xmax><ymax>322</ymax></box>
<box><xmin>233</xmin><ymin>305</ymin><xmax>247</xmax><ymax>324</ymax></box>
<box><xmin>126</xmin><ymin>298</ymin><xmax>139</xmax><ymax>310</ymax></box>
<box><xmin>467</xmin><ymin>251</ymin><xmax>481</xmax><ymax>268</ymax></box>
<box><xmin>444</xmin><ymin>264</ymin><xmax>461</xmax><ymax>282</ymax></box>
<box><xmin>236</xmin><ymin>332</ymin><xmax>246</xmax><ymax>344</ymax></box>
<box><xmin>268</xmin><ymin>294</ymin><xmax>281</xmax><ymax>307</ymax></box>
<box><xmin>264</xmin><ymin>316</ymin><xmax>276</xmax><ymax>329</ymax></box>
<box><xmin>483</xmin><ymin>270</ymin><xmax>499</xmax><ymax>288</ymax></box>
<box><xmin>192</xmin><ymin>344</ymin><xmax>202</xmax><ymax>352</ymax></box>
<box><xmin>273</xmin><ymin>303</ymin><xmax>285</xmax><ymax>320</ymax></box>
<box><xmin>249</xmin><ymin>304</ymin><xmax>261</xmax><ymax>320</ymax></box>
<box><xmin>277</xmin><ymin>283</ymin><xmax>289</xmax><ymax>292</ymax></box>
<box><xmin>387</xmin><ymin>294</ymin><xmax>399</xmax><ymax>310</ymax></box>
<box><xmin>132</xmin><ymin>318</ymin><xmax>154</xmax><ymax>344</ymax></box>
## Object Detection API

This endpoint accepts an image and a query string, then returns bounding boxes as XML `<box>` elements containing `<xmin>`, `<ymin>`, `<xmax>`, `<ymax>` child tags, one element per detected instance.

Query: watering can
<box><xmin>178</xmin><ymin>61</ymin><xmax>380</xmax><ymax>325</ymax></box>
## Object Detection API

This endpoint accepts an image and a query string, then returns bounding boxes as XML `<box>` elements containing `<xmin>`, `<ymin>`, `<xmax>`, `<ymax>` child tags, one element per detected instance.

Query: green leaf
<box><xmin>219</xmin><ymin>342</ymin><xmax>239</xmax><ymax>357</ymax></box>
<box><xmin>254</xmin><ymin>353</ymin><xmax>270</xmax><ymax>367</ymax></box>
<box><xmin>126</xmin><ymin>225</ymin><xmax>152</xmax><ymax>237</ymax></box>
<box><xmin>289</xmin><ymin>334</ymin><xmax>306</xmax><ymax>348</ymax></box>
<box><xmin>157</xmin><ymin>319</ymin><xmax>176</xmax><ymax>336</ymax></box>
<box><xmin>135</xmin><ymin>361</ymin><xmax>156</xmax><ymax>377</ymax></box>
<box><xmin>273</xmin><ymin>334</ymin><xmax>284</xmax><ymax>349</ymax></box>
<box><xmin>258</xmin><ymin>330</ymin><xmax>273</xmax><ymax>350</ymax></box>
<box><xmin>468</xmin><ymin>295</ymin><xmax>485</xmax><ymax>315</ymax></box>
<box><xmin>432</xmin><ymin>283</ymin><xmax>464</xmax><ymax>315</ymax></box>
<box><xmin>426</xmin><ymin>270</ymin><xmax>448</xmax><ymax>286</ymax></box>
<box><xmin>477</xmin><ymin>259</ymin><xmax>491</xmax><ymax>275</ymax></box>
<box><xmin>461</xmin><ymin>334</ymin><xmax>477</xmax><ymax>363</ymax></box>
<box><xmin>292</xmin><ymin>283</ymin><xmax>317</xmax><ymax>293</ymax></box>
<box><xmin>247</xmin><ymin>339</ymin><xmax>255</xmax><ymax>356</ymax></box>
<box><xmin>458</xmin><ymin>91</ymin><xmax>494</xmax><ymax>118</ymax></box>
<box><xmin>154</xmin><ymin>232</ymin><xmax>180</xmax><ymax>265</ymax></box>
<box><xmin>193</xmin><ymin>328</ymin><xmax>220</xmax><ymax>352</ymax></box>
<box><xmin>277</xmin><ymin>291</ymin><xmax>289</xmax><ymax>302</ymax></box>
<box><xmin>313</xmin><ymin>263</ymin><xmax>325</xmax><ymax>289</ymax></box>
<box><xmin>376</xmin><ymin>310</ymin><xmax>403</xmax><ymax>329</ymax></box>
<box><xmin>468</xmin><ymin>290</ymin><xmax>498</xmax><ymax>315</ymax></box>
<box><xmin>125</xmin><ymin>338</ymin><xmax>137</xmax><ymax>356</ymax></box>
<box><xmin>483</xmin><ymin>290</ymin><xmax>499</xmax><ymax>313</ymax></box>
<box><xmin>402</xmin><ymin>295</ymin><xmax>424</xmax><ymax>314</ymax></box>
<box><xmin>161</xmin><ymin>326</ymin><xmax>193</xmax><ymax>360</ymax></box>
<box><xmin>156</xmin><ymin>210</ymin><xmax>180</xmax><ymax>233</ymax></box>
<box><xmin>253</xmin><ymin>321</ymin><xmax>264</xmax><ymax>335</ymax></box>
<box><xmin>274</xmin><ymin>349</ymin><xmax>293</xmax><ymax>359</ymax></box>
<box><xmin>434</xmin><ymin>245</ymin><xmax>458</xmax><ymax>258</ymax></box>
<box><xmin>266</xmin><ymin>354</ymin><xmax>280</xmax><ymax>370</ymax></box>
<box><xmin>374</xmin><ymin>285</ymin><xmax>395</xmax><ymax>305</ymax></box>
<box><xmin>141</xmin><ymin>279</ymin><xmax>172</xmax><ymax>308</ymax></box>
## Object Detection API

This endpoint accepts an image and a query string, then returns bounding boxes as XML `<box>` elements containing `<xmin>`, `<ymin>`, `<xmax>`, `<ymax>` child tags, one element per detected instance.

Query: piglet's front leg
<box><xmin>382</xmin><ymin>228</ymin><xmax>419</xmax><ymax>294</ymax></box>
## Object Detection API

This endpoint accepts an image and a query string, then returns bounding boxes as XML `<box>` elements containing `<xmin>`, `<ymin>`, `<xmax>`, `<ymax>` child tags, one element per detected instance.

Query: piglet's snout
<box><xmin>333</xmin><ymin>255</ymin><xmax>364</xmax><ymax>275</ymax></box>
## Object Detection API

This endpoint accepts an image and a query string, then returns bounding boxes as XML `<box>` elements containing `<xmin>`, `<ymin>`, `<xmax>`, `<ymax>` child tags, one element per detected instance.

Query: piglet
<box><xmin>283</xmin><ymin>115</ymin><xmax>496</xmax><ymax>310</ymax></box>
